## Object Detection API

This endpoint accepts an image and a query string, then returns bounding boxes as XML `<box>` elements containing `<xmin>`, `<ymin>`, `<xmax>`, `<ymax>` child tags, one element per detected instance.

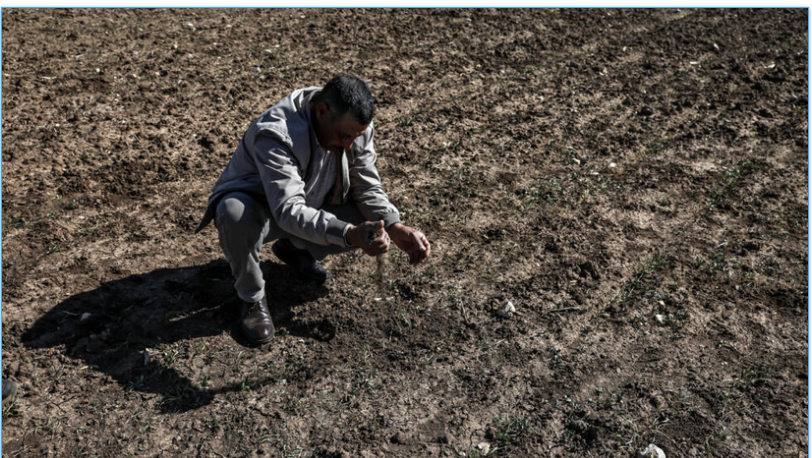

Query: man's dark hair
<box><xmin>314</xmin><ymin>74</ymin><xmax>375</xmax><ymax>125</ymax></box>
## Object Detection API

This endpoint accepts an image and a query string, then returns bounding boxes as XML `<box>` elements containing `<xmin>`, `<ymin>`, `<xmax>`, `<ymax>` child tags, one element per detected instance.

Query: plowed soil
<box><xmin>2</xmin><ymin>8</ymin><xmax>808</xmax><ymax>458</ymax></box>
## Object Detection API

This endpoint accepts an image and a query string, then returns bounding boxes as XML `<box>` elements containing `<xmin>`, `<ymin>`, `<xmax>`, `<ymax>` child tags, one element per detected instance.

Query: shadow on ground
<box><xmin>21</xmin><ymin>259</ymin><xmax>329</xmax><ymax>413</ymax></box>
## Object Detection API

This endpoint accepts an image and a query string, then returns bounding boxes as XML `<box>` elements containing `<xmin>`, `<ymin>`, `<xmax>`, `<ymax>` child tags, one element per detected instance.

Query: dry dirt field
<box><xmin>1</xmin><ymin>8</ymin><xmax>808</xmax><ymax>458</ymax></box>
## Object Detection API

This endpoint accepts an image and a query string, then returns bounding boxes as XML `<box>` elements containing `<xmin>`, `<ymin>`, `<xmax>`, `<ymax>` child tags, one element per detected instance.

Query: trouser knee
<box><xmin>216</xmin><ymin>193</ymin><xmax>270</xmax><ymax>266</ymax></box>
<box><xmin>216</xmin><ymin>194</ymin><xmax>267</xmax><ymax>236</ymax></box>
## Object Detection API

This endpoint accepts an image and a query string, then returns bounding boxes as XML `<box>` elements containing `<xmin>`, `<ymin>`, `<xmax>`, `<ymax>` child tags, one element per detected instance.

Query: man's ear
<box><xmin>314</xmin><ymin>102</ymin><xmax>330</xmax><ymax>122</ymax></box>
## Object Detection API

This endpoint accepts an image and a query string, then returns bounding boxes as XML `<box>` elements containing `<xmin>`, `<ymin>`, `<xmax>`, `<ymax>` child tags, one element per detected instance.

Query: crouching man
<box><xmin>196</xmin><ymin>74</ymin><xmax>431</xmax><ymax>345</ymax></box>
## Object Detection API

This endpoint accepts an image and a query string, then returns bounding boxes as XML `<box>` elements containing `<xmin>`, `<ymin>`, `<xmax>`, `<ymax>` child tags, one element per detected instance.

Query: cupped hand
<box><xmin>347</xmin><ymin>221</ymin><xmax>391</xmax><ymax>256</ymax></box>
<box><xmin>387</xmin><ymin>223</ymin><xmax>431</xmax><ymax>265</ymax></box>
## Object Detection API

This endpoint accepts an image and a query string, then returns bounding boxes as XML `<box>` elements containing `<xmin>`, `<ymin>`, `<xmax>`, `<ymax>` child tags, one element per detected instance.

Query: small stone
<box><xmin>476</xmin><ymin>442</ymin><xmax>490</xmax><ymax>454</ymax></box>
<box><xmin>639</xmin><ymin>444</ymin><xmax>666</xmax><ymax>458</ymax></box>
<box><xmin>497</xmin><ymin>300</ymin><xmax>515</xmax><ymax>318</ymax></box>
<box><xmin>655</xmin><ymin>314</ymin><xmax>666</xmax><ymax>324</ymax></box>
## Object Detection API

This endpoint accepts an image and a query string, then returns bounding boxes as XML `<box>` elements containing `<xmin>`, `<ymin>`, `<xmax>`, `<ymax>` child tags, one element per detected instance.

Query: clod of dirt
<box><xmin>649</xmin><ymin>392</ymin><xmax>668</xmax><ymax>409</ymax></box>
<box><xmin>368</xmin><ymin>228</ymin><xmax>383</xmax><ymax>241</ymax></box>
<box><xmin>496</xmin><ymin>300</ymin><xmax>516</xmax><ymax>318</ymax></box>
<box><xmin>566</xmin><ymin>420</ymin><xmax>598</xmax><ymax>444</ymax></box>
<box><xmin>577</xmin><ymin>261</ymin><xmax>600</xmax><ymax>280</ymax></box>
<box><xmin>639</xmin><ymin>444</ymin><xmax>666</xmax><ymax>458</ymax></box>
<box><xmin>314</xmin><ymin>446</ymin><xmax>345</xmax><ymax>458</ymax></box>
<box><xmin>389</xmin><ymin>431</ymin><xmax>409</xmax><ymax>445</ymax></box>
<box><xmin>566</xmin><ymin>419</ymin><xmax>589</xmax><ymax>434</ymax></box>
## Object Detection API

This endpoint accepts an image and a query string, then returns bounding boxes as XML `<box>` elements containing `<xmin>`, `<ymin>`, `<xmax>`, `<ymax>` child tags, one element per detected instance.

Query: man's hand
<box><xmin>347</xmin><ymin>221</ymin><xmax>390</xmax><ymax>256</ymax></box>
<box><xmin>387</xmin><ymin>222</ymin><xmax>431</xmax><ymax>265</ymax></box>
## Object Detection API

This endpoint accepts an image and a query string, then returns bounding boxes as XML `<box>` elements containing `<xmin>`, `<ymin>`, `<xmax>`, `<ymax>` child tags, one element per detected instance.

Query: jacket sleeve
<box><xmin>349</xmin><ymin>126</ymin><xmax>401</xmax><ymax>228</ymax></box>
<box><xmin>254</xmin><ymin>134</ymin><xmax>351</xmax><ymax>246</ymax></box>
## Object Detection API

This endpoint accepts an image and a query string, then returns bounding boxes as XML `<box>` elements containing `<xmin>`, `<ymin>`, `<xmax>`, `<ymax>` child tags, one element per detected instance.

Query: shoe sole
<box><xmin>249</xmin><ymin>335</ymin><xmax>274</xmax><ymax>345</ymax></box>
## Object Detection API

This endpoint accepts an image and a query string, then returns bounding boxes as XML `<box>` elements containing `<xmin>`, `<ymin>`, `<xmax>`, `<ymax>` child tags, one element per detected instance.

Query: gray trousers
<box><xmin>215</xmin><ymin>192</ymin><xmax>362</xmax><ymax>303</ymax></box>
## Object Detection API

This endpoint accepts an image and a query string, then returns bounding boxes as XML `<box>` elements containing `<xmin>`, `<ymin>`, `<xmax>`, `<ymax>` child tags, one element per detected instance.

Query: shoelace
<box><xmin>248</xmin><ymin>301</ymin><xmax>264</xmax><ymax>313</ymax></box>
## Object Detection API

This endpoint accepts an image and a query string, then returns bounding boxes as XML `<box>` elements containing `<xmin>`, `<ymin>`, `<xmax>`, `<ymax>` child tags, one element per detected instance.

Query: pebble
<box><xmin>655</xmin><ymin>314</ymin><xmax>666</xmax><ymax>324</ymax></box>
<box><xmin>497</xmin><ymin>300</ymin><xmax>515</xmax><ymax>318</ymax></box>
<box><xmin>639</xmin><ymin>444</ymin><xmax>666</xmax><ymax>458</ymax></box>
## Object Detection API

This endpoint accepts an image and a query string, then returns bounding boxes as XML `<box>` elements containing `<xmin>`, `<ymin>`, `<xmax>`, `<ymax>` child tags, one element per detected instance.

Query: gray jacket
<box><xmin>196</xmin><ymin>87</ymin><xmax>401</xmax><ymax>247</ymax></box>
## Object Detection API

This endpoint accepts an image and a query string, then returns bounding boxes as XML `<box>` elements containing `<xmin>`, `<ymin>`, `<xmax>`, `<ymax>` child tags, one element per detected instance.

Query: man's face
<box><xmin>313</xmin><ymin>102</ymin><xmax>369</xmax><ymax>153</ymax></box>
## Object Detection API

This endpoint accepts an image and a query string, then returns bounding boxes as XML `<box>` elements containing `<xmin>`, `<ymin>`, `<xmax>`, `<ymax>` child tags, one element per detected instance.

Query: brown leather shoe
<box><xmin>240</xmin><ymin>296</ymin><xmax>275</xmax><ymax>345</ymax></box>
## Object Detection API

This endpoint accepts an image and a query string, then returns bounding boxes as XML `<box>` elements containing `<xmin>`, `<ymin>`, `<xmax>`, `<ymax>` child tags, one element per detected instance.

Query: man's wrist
<box><xmin>383</xmin><ymin>216</ymin><xmax>402</xmax><ymax>230</ymax></box>
<box><xmin>386</xmin><ymin>222</ymin><xmax>404</xmax><ymax>234</ymax></box>
<box><xmin>344</xmin><ymin>225</ymin><xmax>355</xmax><ymax>247</ymax></box>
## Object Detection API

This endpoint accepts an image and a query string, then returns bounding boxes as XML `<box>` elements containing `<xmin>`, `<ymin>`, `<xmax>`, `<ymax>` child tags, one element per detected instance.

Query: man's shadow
<box><xmin>21</xmin><ymin>259</ymin><xmax>333</xmax><ymax>413</ymax></box>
